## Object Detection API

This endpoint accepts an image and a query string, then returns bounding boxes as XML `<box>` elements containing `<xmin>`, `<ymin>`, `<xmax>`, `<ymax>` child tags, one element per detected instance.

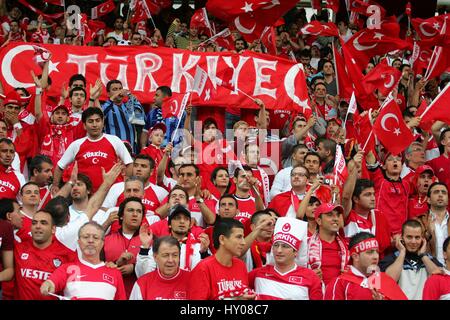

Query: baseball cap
<box><xmin>314</xmin><ymin>203</ymin><xmax>344</xmax><ymax>220</ymax></box>
<box><xmin>168</xmin><ymin>204</ymin><xmax>191</xmax><ymax>224</ymax></box>
<box><xmin>149</xmin><ymin>122</ymin><xmax>166</xmax><ymax>135</ymax></box>
<box><xmin>2</xmin><ymin>91</ymin><xmax>22</xmax><ymax>107</ymax></box>
<box><xmin>51</xmin><ymin>104</ymin><xmax>70</xmax><ymax>114</ymax></box>
<box><xmin>327</xmin><ymin>115</ymin><xmax>342</xmax><ymax>126</ymax></box>
<box><xmin>415</xmin><ymin>164</ymin><xmax>434</xmax><ymax>176</ymax></box>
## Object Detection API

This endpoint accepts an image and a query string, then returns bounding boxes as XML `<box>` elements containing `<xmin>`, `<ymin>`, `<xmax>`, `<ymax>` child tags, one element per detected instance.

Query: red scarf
<box><xmin>308</xmin><ymin>231</ymin><xmax>349</xmax><ymax>272</ymax></box>
<box><xmin>250</xmin><ymin>241</ymin><xmax>272</xmax><ymax>268</ymax></box>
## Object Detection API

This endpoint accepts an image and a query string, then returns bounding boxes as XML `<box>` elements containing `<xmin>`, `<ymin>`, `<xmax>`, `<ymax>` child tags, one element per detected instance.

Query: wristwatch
<box><xmin>196</xmin><ymin>198</ymin><xmax>204</xmax><ymax>204</ymax></box>
<box><xmin>418</xmin><ymin>253</ymin><xmax>427</xmax><ymax>260</ymax></box>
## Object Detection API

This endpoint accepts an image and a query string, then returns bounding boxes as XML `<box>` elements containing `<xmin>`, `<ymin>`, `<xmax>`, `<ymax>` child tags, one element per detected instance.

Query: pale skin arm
<box><xmin>297</xmin><ymin>180</ymin><xmax>321</xmax><ymax>220</ymax></box>
<box><xmin>255</xmin><ymin>98</ymin><xmax>268</xmax><ymax>130</ymax></box>
<box><xmin>85</xmin><ymin>162</ymin><xmax>124</xmax><ymax>220</ymax></box>
<box><xmin>88</xmin><ymin>79</ymin><xmax>103</xmax><ymax>108</ymax></box>
<box><xmin>30</xmin><ymin>59</ymin><xmax>50</xmax><ymax>121</ymax></box>
<box><xmin>195</xmin><ymin>176</ymin><xmax>216</xmax><ymax>225</ymax></box>
<box><xmin>418</xmin><ymin>238</ymin><xmax>441</xmax><ymax>275</ymax></box>
<box><xmin>52</xmin><ymin>166</ymin><xmax>64</xmax><ymax>195</ymax></box>
<box><xmin>385</xmin><ymin>237</ymin><xmax>406</xmax><ymax>282</ymax></box>
<box><xmin>294</xmin><ymin>115</ymin><xmax>316</xmax><ymax>142</ymax></box>
<box><xmin>241</xmin><ymin>216</ymin><xmax>275</xmax><ymax>258</ymax></box>
<box><xmin>156</xmin><ymin>143</ymin><xmax>172</xmax><ymax>186</ymax></box>
<box><xmin>248</xmin><ymin>176</ymin><xmax>265</xmax><ymax>211</ymax></box>
<box><xmin>0</xmin><ymin>250</ymin><xmax>13</xmax><ymax>282</ymax></box>
<box><xmin>55</xmin><ymin>162</ymin><xmax>78</xmax><ymax>198</ymax></box>
<box><xmin>431</xmin><ymin>121</ymin><xmax>447</xmax><ymax>145</ymax></box>
<box><xmin>341</xmin><ymin>151</ymin><xmax>364</xmax><ymax>220</ymax></box>
<box><xmin>40</xmin><ymin>279</ymin><xmax>56</xmax><ymax>297</ymax></box>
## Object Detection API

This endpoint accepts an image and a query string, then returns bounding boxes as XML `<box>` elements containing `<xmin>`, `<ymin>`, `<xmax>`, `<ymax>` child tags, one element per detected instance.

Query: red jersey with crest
<box><xmin>57</xmin><ymin>134</ymin><xmax>133</xmax><ymax>192</ymax></box>
<box><xmin>48</xmin><ymin>259</ymin><xmax>126</xmax><ymax>300</ymax></box>
<box><xmin>408</xmin><ymin>195</ymin><xmax>429</xmax><ymax>219</ymax></box>
<box><xmin>15</xmin><ymin>211</ymin><xmax>33</xmax><ymax>243</ymax></box>
<box><xmin>233</xmin><ymin>195</ymin><xmax>256</xmax><ymax>225</ymax></box>
<box><xmin>249</xmin><ymin>264</ymin><xmax>323</xmax><ymax>300</ymax></box>
<box><xmin>13</xmin><ymin>238</ymin><xmax>77</xmax><ymax>300</ymax></box>
<box><xmin>428</xmin><ymin>154</ymin><xmax>450</xmax><ymax>194</ymax></box>
<box><xmin>130</xmin><ymin>269</ymin><xmax>191</xmax><ymax>300</ymax></box>
<box><xmin>189</xmin><ymin>255</ymin><xmax>250</xmax><ymax>300</ymax></box>
<box><xmin>104</xmin><ymin>231</ymin><xmax>141</xmax><ymax>298</ymax></box>
<box><xmin>0</xmin><ymin>165</ymin><xmax>25</xmax><ymax>200</ymax></box>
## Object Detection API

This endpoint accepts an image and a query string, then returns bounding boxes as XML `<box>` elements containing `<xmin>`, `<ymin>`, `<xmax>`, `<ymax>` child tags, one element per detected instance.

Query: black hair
<box><xmin>352</xmin><ymin>179</ymin><xmax>375</xmax><ymax>201</ymax></box>
<box><xmin>153</xmin><ymin>236</ymin><xmax>181</xmax><ymax>254</ymax></box>
<box><xmin>304</xmin><ymin>151</ymin><xmax>321</xmax><ymax>162</ymax></box>
<box><xmin>178</xmin><ymin>163</ymin><xmax>200</xmax><ymax>176</ymax></box>
<box><xmin>250</xmin><ymin>210</ymin><xmax>271</xmax><ymax>225</ymax></box>
<box><xmin>44</xmin><ymin>196</ymin><xmax>70</xmax><ymax>227</ymax></box>
<box><xmin>76</xmin><ymin>173</ymin><xmax>93</xmax><ymax>194</ymax></box>
<box><xmin>0</xmin><ymin>138</ymin><xmax>14</xmax><ymax>146</ymax></box>
<box><xmin>219</xmin><ymin>193</ymin><xmax>238</xmax><ymax>207</ymax></box>
<box><xmin>118</xmin><ymin>196</ymin><xmax>145</xmax><ymax>226</ymax></box>
<box><xmin>168</xmin><ymin>185</ymin><xmax>189</xmax><ymax>200</ymax></box>
<box><xmin>156</xmin><ymin>86</ymin><xmax>172</xmax><ymax>97</ymax></box>
<box><xmin>20</xmin><ymin>181</ymin><xmax>40</xmax><ymax>195</ymax></box>
<box><xmin>69</xmin><ymin>87</ymin><xmax>86</xmax><ymax>98</ymax></box>
<box><xmin>0</xmin><ymin>198</ymin><xmax>17</xmax><ymax>220</ymax></box>
<box><xmin>401</xmin><ymin>219</ymin><xmax>423</xmax><ymax>235</ymax></box>
<box><xmin>233</xmin><ymin>164</ymin><xmax>253</xmax><ymax>178</ymax></box>
<box><xmin>69</xmin><ymin>74</ymin><xmax>86</xmax><ymax>87</ymax></box>
<box><xmin>443</xmin><ymin>236</ymin><xmax>450</xmax><ymax>253</ymax></box>
<box><xmin>29</xmin><ymin>155</ymin><xmax>53</xmax><ymax>178</ymax></box>
<box><xmin>106</xmin><ymin>79</ymin><xmax>122</xmax><ymax>92</ymax></box>
<box><xmin>203</xmin><ymin>118</ymin><xmax>218</xmax><ymax>133</ymax></box>
<box><xmin>82</xmin><ymin>107</ymin><xmax>104</xmax><ymax>123</ymax></box>
<box><xmin>213</xmin><ymin>218</ymin><xmax>244</xmax><ymax>249</ymax></box>
<box><xmin>34</xmin><ymin>210</ymin><xmax>56</xmax><ymax>226</ymax></box>
<box><xmin>348</xmin><ymin>232</ymin><xmax>376</xmax><ymax>251</ymax></box>
<box><xmin>211</xmin><ymin>166</ymin><xmax>230</xmax><ymax>192</ymax></box>
<box><xmin>427</xmin><ymin>182</ymin><xmax>448</xmax><ymax>197</ymax></box>
<box><xmin>134</xmin><ymin>154</ymin><xmax>155</xmax><ymax>170</ymax></box>
<box><xmin>299</xmin><ymin>48</ymin><xmax>312</xmax><ymax>59</ymax></box>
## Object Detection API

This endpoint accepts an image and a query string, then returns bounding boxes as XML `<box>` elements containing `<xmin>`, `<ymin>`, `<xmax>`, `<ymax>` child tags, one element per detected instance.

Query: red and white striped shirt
<box><xmin>249</xmin><ymin>264</ymin><xmax>323</xmax><ymax>300</ymax></box>
<box><xmin>130</xmin><ymin>269</ymin><xmax>190</xmax><ymax>300</ymax></box>
<box><xmin>48</xmin><ymin>258</ymin><xmax>126</xmax><ymax>300</ymax></box>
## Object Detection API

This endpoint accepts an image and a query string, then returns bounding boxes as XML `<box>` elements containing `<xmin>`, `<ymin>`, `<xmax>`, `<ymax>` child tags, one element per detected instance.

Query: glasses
<box><xmin>291</xmin><ymin>172</ymin><xmax>308</xmax><ymax>177</ymax></box>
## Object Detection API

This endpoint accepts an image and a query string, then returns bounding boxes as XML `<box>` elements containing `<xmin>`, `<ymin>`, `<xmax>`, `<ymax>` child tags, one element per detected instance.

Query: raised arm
<box><xmin>342</xmin><ymin>151</ymin><xmax>364</xmax><ymax>220</ymax></box>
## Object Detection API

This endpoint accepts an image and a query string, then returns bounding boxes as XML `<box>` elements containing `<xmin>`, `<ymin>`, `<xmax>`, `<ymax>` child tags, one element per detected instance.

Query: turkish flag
<box><xmin>333</xmin><ymin>145</ymin><xmax>348</xmax><ymax>187</ymax></box>
<box><xmin>78</xmin><ymin>14</ymin><xmax>94</xmax><ymax>44</ymax></box>
<box><xmin>300</xmin><ymin>21</ymin><xmax>339</xmax><ymax>37</ymax></box>
<box><xmin>91</xmin><ymin>0</ymin><xmax>116</xmax><ymax>20</ymax></box>
<box><xmin>214</xmin><ymin>28</ymin><xmax>235</xmax><ymax>51</ymax></box>
<box><xmin>131</xmin><ymin>0</ymin><xmax>159</xmax><ymax>24</ymax></box>
<box><xmin>341</xmin><ymin>44</ymin><xmax>379</xmax><ymax>110</ymax></box>
<box><xmin>162</xmin><ymin>92</ymin><xmax>190</xmax><ymax>118</ymax></box>
<box><xmin>417</xmin><ymin>82</ymin><xmax>450</xmax><ymax>131</ymax></box>
<box><xmin>424</xmin><ymin>19</ymin><xmax>450</xmax><ymax>81</ymax></box>
<box><xmin>412</xmin><ymin>14</ymin><xmax>450</xmax><ymax>47</ymax></box>
<box><xmin>206</xmin><ymin>0</ymin><xmax>299</xmax><ymax>42</ymax></box>
<box><xmin>325</xmin><ymin>0</ymin><xmax>339</xmax><ymax>12</ymax></box>
<box><xmin>190</xmin><ymin>8</ymin><xmax>212</xmax><ymax>36</ymax></box>
<box><xmin>344</xmin><ymin>23</ymin><xmax>412</xmax><ymax>69</ymax></box>
<box><xmin>333</xmin><ymin>44</ymin><xmax>353</xmax><ymax>100</ymax></box>
<box><xmin>261</xmin><ymin>26</ymin><xmax>277</xmax><ymax>56</ymax></box>
<box><xmin>362</xmin><ymin>60</ymin><xmax>402</xmax><ymax>96</ymax></box>
<box><xmin>410</xmin><ymin>42</ymin><xmax>433</xmax><ymax>76</ymax></box>
<box><xmin>373</xmin><ymin>97</ymin><xmax>415</xmax><ymax>155</ymax></box>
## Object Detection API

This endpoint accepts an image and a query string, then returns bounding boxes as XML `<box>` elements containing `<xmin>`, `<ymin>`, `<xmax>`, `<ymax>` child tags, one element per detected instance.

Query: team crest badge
<box><xmin>53</xmin><ymin>258</ymin><xmax>62</xmax><ymax>267</ymax></box>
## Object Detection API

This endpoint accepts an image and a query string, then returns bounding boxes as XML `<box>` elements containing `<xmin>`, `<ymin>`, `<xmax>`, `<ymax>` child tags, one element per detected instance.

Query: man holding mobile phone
<box><xmin>379</xmin><ymin>219</ymin><xmax>442</xmax><ymax>300</ymax></box>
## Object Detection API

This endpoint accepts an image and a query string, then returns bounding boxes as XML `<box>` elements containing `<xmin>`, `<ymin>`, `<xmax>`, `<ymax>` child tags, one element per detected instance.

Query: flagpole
<box><xmin>170</xmin><ymin>92</ymin><xmax>191</xmax><ymax>143</ymax></box>
<box><xmin>419</xmin><ymin>81</ymin><xmax>450</xmax><ymax>118</ymax></box>
<box><xmin>362</xmin><ymin>130</ymin><xmax>374</xmax><ymax>151</ymax></box>
<box><xmin>332</xmin><ymin>42</ymin><xmax>340</xmax><ymax>98</ymax></box>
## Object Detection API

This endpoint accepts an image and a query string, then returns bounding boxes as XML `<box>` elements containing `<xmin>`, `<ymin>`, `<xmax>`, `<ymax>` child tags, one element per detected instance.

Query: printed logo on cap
<box><xmin>282</xmin><ymin>223</ymin><xmax>291</xmax><ymax>233</ymax></box>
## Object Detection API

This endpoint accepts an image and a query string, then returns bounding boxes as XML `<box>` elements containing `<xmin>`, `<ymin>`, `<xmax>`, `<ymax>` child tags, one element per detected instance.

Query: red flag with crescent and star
<box><xmin>361</xmin><ymin>60</ymin><xmax>402</xmax><ymax>96</ymax></box>
<box><xmin>373</xmin><ymin>97</ymin><xmax>415</xmax><ymax>155</ymax></box>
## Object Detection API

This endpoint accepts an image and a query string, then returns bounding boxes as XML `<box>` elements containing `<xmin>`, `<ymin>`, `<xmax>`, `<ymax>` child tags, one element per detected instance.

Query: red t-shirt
<box><xmin>423</xmin><ymin>272</ymin><xmax>450</xmax><ymax>300</ymax></box>
<box><xmin>13</xmin><ymin>239</ymin><xmax>77</xmax><ymax>300</ymax></box>
<box><xmin>104</xmin><ymin>231</ymin><xmax>141</xmax><ymax>298</ymax></box>
<box><xmin>233</xmin><ymin>195</ymin><xmax>256</xmax><ymax>225</ymax></box>
<box><xmin>189</xmin><ymin>255</ymin><xmax>250</xmax><ymax>300</ymax></box>
<box><xmin>0</xmin><ymin>165</ymin><xmax>25</xmax><ymax>200</ymax></box>
<box><xmin>57</xmin><ymin>134</ymin><xmax>133</xmax><ymax>192</ymax></box>
<box><xmin>320</xmin><ymin>239</ymin><xmax>343</xmax><ymax>286</ymax></box>
<box><xmin>408</xmin><ymin>195</ymin><xmax>429</xmax><ymax>219</ymax></box>
<box><xmin>131</xmin><ymin>269</ymin><xmax>190</xmax><ymax>300</ymax></box>
<box><xmin>428</xmin><ymin>154</ymin><xmax>450</xmax><ymax>192</ymax></box>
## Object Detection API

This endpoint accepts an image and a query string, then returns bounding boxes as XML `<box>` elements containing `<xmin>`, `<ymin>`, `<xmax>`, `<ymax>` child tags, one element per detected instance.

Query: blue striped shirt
<box><xmin>102</xmin><ymin>100</ymin><xmax>136</xmax><ymax>152</ymax></box>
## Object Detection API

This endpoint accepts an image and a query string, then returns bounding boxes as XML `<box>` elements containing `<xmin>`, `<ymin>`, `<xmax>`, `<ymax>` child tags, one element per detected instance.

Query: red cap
<box><xmin>328</xmin><ymin>116</ymin><xmax>342</xmax><ymax>126</ymax></box>
<box><xmin>51</xmin><ymin>104</ymin><xmax>70</xmax><ymax>114</ymax></box>
<box><xmin>314</xmin><ymin>203</ymin><xmax>344</xmax><ymax>220</ymax></box>
<box><xmin>149</xmin><ymin>122</ymin><xmax>166</xmax><ymax>135</ymax></box>
<box><xmin>2</xmin><ymin>91</ymin><xmax>22</xmax><ymax>107</ymax></box>
<box><xmin>415</xmin><ymin>164</ymin><xmax>434</xmax><ymax>176</ymax></box>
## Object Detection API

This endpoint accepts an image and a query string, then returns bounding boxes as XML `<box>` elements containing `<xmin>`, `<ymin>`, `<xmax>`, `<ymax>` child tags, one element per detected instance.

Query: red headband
<box><xmin>350</xmin><ymin>238</ymin><xmax>379</xmax><ymax>255</ymax></box>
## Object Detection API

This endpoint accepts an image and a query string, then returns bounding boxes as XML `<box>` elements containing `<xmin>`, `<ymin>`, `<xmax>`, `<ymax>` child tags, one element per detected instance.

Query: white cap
<box><xmin>272</xmin><ymin>217</ymin><xmax>308</xmax><ymax>251</ymax></box>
